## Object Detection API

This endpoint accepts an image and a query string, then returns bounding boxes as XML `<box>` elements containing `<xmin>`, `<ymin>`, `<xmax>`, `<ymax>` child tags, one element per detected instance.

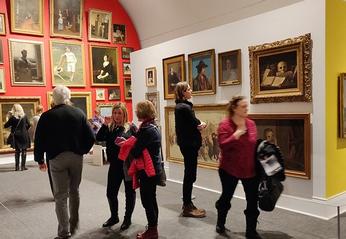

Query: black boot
<box><xmin>21</xmin><ymin>150</ymin><xmax>28</xmax><ymax>171</ymax></box>
<box><xmin>15</xmin><ymin>150</ymin><xmax>20</xmax><ymax>171</ymax></box>
<box><xmin>102</xmin><ymin>198</ymin><xmax>119</xmax><ymax>227</ymax></box>
<box><xmin>215</xmin><ymin>201</ymin><xmax>231</xmax><ymax>234</ymax></box>
<box><xmin>245</xmin><ymin>211</ymin><xmax>261</xmax><ymax>239</ymax></box>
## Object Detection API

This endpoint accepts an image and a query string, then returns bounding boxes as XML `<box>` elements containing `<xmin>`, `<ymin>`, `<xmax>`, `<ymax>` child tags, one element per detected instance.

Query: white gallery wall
<box><xmin>131</xmin><ymin>0</ymin><xmax>331</xmax><ymax>218</ymax></box>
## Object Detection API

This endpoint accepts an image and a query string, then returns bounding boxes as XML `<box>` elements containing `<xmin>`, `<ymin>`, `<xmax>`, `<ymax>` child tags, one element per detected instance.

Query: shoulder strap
<box><xmin>14</xmin><ymin>118</ymin><xmax>22</xmax><ymax>131</ymax></box>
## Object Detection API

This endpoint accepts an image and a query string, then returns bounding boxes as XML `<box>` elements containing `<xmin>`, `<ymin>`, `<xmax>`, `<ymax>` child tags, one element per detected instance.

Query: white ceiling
<box><xmin>119</xmin><ymin>0</ymin><xmax>302</xmax><ymax>48</ymax></box>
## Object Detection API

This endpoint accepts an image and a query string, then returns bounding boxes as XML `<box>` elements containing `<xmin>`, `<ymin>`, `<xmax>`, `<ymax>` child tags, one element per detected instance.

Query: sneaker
<box><xmin>181</xmin><ymin>204</ymin><xmax>206</xmax><ymax>218</ymax></box>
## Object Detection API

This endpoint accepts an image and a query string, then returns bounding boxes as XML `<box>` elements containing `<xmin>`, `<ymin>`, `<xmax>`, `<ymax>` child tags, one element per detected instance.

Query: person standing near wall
<box><xmin>174</xmin><ymin>82</ymin><xmax>207</xmax><ymax>218</ymax></box>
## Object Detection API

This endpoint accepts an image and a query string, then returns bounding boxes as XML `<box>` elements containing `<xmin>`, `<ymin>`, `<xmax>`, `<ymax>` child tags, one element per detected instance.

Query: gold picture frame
<box><xmin>162</xmin><ymin>54</ymin><xmax>185</xmax><ymax>100</ymax></box>
<box><xmin>10</xmin><ymin>0</ymin><xmax>44</xmax><ymax>35</ymax></box>
<box><xmin>188</xmin><ymin>49</ymin><xmax>216</xmax><ymax>96</ymax></box>
<box><xmin>124</xmin><ymin>79</ymin><xmax>132</xmax><ymax>100</ymax></box>
<box><xmin>88</xmin><ymin>9</ymin><xmax>112</xmax><ymax>42</ymax></box>
<box><xmin>47</xmin><ymin>92</ymin><xmax>92</xmax><ymax>118</ymax></box>
<box><xmin>249</xmin><ymin>33</ymin><xmax>312</xmax><ymax>103</ymax></box>
<box><xmin>145</xmin><ymin>91</ymin><xmax>160</xmax><ymax>123</ymax></box>
<box><xmin>249</xmin><ymin>113</ymin><xmax>311</xmax><ymax>179</ymax></box>
<box><xmin>97</xmin><ymin>103</ymin><xmax>113</xmax><ymax>117</ymax></box>
<box><xmin>218</xmin><ymin>49</ymin><xmax>241</xmax><ymax>86</ymax></box>
<box><xmin>0</xmin><ymin>68</ymin><xmax>5</xmax><ymax>93</ymax></box>
<box><xmin>0</xmin><ymin>13</ymin><xmax>6</xmax><ymax>35</ymax></box>
<box><xmin>95</xmin><ymin>88</ymin><xmax>105</xmax><ymax>101</ymax></box>
<box><xmin>338</xmin><ymin>73</ymin><xmax>346</xmax><ymax>138</ymax></box>
<box><xmin>146</xmin><ymin>67</ymin><xmax>156</xmax><ymax>87</ymax></box>
<box><xmin>113</xmin><ymin>24</ymin><xmax>126</xmax><ymax>44</ymax></box>
<box><xmin>0</xmin><ymin>97</ymin><xmax>40</xmax><ymax>153</ymax></box>
<box><xmin>165</xmin><ymin>104</ymin><xmax>227</xmax><ymax>169</ymax></box>
<box><xmin>50</xmin><ymin>0</ymin><xmax>83</xmax><ymax>39</ymax></box>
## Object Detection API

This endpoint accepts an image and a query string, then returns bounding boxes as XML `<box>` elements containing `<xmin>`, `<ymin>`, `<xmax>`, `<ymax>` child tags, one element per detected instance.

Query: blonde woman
<box><xmin>96</xmin><ymin>102</ymin><xmax>137</xmax><ymax>230</ymax></box>
<box><xmin>4</xmin><ymin>104</ymin><xmax>31</xmax><ymax>171</ymax></box>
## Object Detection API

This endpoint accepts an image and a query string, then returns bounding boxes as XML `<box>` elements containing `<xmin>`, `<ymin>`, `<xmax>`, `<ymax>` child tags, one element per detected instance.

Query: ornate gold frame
<box><xmin>162</xmin><ymin>54</ymin><xmax>185</xmax><ymax>100</ymax></box>
<box><xmin>0</xmin><ymin>13</ymin><xmax>6</xmax><ymax>35</ymax></box>
<box><xmin>218</xmin><ymin>49</ymin><xmax>241</xmax><ymax>86</ymax></box>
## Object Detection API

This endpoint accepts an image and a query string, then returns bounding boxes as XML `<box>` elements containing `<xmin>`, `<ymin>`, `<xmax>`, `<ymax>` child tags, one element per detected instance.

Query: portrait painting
<box><xmin>123</xmin><ymin>63</ymin><xmax>131</xmax><ymax>76</ymax></box>
<box><xmin>124</xmin><ymin>80</ymin><xmax>132</xmax><ymax>100</ymax></box>
<box><xmin>145</xmin><ymin>91</ymin><xmax>160</xmax><ymax>122</ymax></box>
<box><xmin>163</xmin><ymin>54</ymin><xmax>186</xmax><ymax>99</ymax></box>
<box><xmin>0</xmin><ymin>39</ymin><xmax>3</xmax><ymax>64</ymax></box>
<box><xmin>0</xmin><ymin>68</ymin><xmax>5</xmax><ymax>93</ymax></box>
<box><xmin>50</xmin><ymin>0</ymin><xmax>83</xmax><ymax>39</ymax></box>
<box><xmin>338</xmin><ymin>73</ymin><xmax>346</xmax><ymax>138</ymax></box>
<box><xmin>90</xmin><ymin>45</ymin><xmax>118</xmax><ymax>86</ymax></box>
<box><xmin>0</xmin><ymin>13</ymin><xmax>6</xmax><ymax>35</ymax></box>
<box><xmin>249</xmin><ymin>33</ymin><xmax>312</xmax><ymax>103</ymax></box>
<box><xmin>97</xmin><ymin>103</ymin><xmax>113</xmax><ymax>117</ymax></box>
<box><xmin>50</xmin><ymin>41</ymin><xmax>85</xmax><ymax>87</ymax></box>
<box><xmin>108</xmin><ymin>87</ymin><xmax>120</xmax><ymax>100</ymax></box>
<box><xmin>122</xmin><ymin>47</ymin><xmax>133</xmax><ymax>59</ymax></box>
<box><xmin>165</xmin><ymin>104</ymin><xmax>227</xmax><ymax>169</ymax></box>
<box><xmin>249</xmin><ymin>113</ymin><xmax>311</xmax><ymax>179</ymax></box>
<box><xmin>218</xmin><ymin>49</ymin><xmax>241</xmax><ymax>86</ymax></box>
<box><xmin>0</xmin><ymin>97</ymin><xmax>40</xmax><ymax>152</ymax></box>
<box><xmin>95</xmin><ymin>88</ymin><xmax>105</xmax><ymax>101</ymax></box>
<box><xmin>88</xmin><ymin>9</ymin><xmax>112</xmax><ymax>42</ymax></box>
<box><xmin>113</xmin><ymin>24</ymin><xmax>126</xmax><ymax>44</ymax></box>
<box><xmin>188</xmin><ymin>49</ymin><xmax>216</xmax><ymax>96</ymax></box>
<box><xmin>146</xmin><ymin>67</ymin><xmax>156</xmax><ymax>87</ymax></box>
<box><xmin>9</xmin><ymin>39</ymin><xmax>45</xmax><ymax>86</ymax></box>
<box><xmin>10</xmin><ymin>0</ymin><xmax>43</xmax><ymax>35</ymax></box>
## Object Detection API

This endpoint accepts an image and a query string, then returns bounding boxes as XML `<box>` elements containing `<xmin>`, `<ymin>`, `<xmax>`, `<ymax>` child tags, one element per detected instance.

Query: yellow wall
<box><xmin>326</xmin><ymin>0</ymin><xmax>346</xmax><ymax>197</ymax></box>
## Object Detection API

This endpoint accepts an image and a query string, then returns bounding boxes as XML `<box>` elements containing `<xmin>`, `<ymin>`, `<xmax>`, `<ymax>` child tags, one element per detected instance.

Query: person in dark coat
<box><xmin>174</xmin><ymin>81</ymin><xmax>207</xmax><ymax>218</ymax></box>
<box><xmin>4</xmin><ymin>103</ymin><xmax>31</xmax><ymax>171</ymax></box>
<box><xmin>96</xmin><ymin>102</ymin><xmax>137</xmax><ymax>230</ymax></box>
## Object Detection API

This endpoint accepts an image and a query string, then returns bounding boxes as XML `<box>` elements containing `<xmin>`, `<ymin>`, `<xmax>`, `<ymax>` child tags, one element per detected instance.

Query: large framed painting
<box><xmin>97</xmin><ymin>103</ymin><xmax>113</xmax><ymax>117</ymax></box>
<box><xmin>218</xmin><ymin>49</ymin><xmax>241</xmax><ymax>86</ymax></box>
<box><xmin>90</xmin><ymin>45</ymin><xmax>118</xmax><ymax>86</ymax></box>
<box><xmin>0</xmin><ymin>13</ymin><xmax>6</xmax><ymax>35</ymax></box>
<box><xmin>249</xmin><ymin>33</ymin><xmax>312</xmax><ymax>104</ymax></box>
<box><xmin>0</xmin><ymin>97</ymin><xmax>40</xmax><ymax>153</ymax></box>
<box><xmin>249</xmin><ymin>113</ymin><xmax>311</xmax><ymax>179</ymax></box>
<box><xmin>0</xmin><ymin>68</ymin><xmax>5</xmax><ymax>93</ymax></box>
<box><xmin>50</xmin><ymin>0</ymin><xmax>83</xmax><ymax>39</ymax></box>
<box><xmin>10</xmin><ymin>0</ymin><xmax>43</xmax><ymax>35</ymax></box>
<box><xmin>165</xmin><ymin>104</ymin><xmax>227</xmax><ymax>169</ymax></box>
<box><xmin>113</xmin><ymin>24</ymin><xmax>126</xmax><ymax>44</ymax></box>
<box><xmin>50</xmin><ymin>40</ymin><xmax>85</xmax><ymax>87</ymax></box>
<box><xmin>338</xmin><ymin>73</ymin><xmax>346</xmax><ymax>138</ymax></box>
<box><xmin>188</xmin><ymin>49</ymin><xmax>216</xmax><ymax>96</ymax></box>
<box><xmin>146</xmin><ymin>67</ymin><xmax>156</xmax><ymax>87</ymax></box>
<box><xmin>163</xmin><ymin>54</ymin><xmax>186</xmax><ymax>100</ymax></box>
<box><xmin>124</xmin><ymin>79</ymin><xmax>132</xmax><ymax>100</ymax></box>
<box><xmin>47</xmin><ymin>92</ymin><xmax>92</xmax><ymax>118</ymax></box>
<box><xmin>9</xmin><ymin>39</ymin><xmax>45</xmax><ymax>86</ymax></box>
<box><xmin>88</xmin><ymin>9</ymin><xmax>112</xmax><ymax>42</ymax></box>
<box><xmin>146</xmin><ymin>91</ymin><xmax>160</xmax><ymax>123</ymax></box>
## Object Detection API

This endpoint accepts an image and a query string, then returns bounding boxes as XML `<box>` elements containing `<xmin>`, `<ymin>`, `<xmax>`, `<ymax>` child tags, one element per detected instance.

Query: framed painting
<box><xmin>146</xmin><ymin>67</ymin><xmax>156</xmax><ymax>87</ymax></box>
<box><xmin>0</xmin><ymin>97</ymin><xmax>40</xmax><ymax>153</ymax></box>
<box><xmin>0</xmin><ymin>68</ymin><xmax>5</xmax><ymax>93</ymax></box>
<box><xmin>50</xmin><ymin>0</ymin><xmax>83</xmax><ymax>39</ymax></box>
<box><xmin>113</xmin><ymin>24</ymin><xmax>126</xmax><ymax>44</ymax></box>
<box><xmin>97</xmin><ymin>103</ymin><xmax>113</xmax><ymax>117</ymax></box>
<box><xmin>165</xmin><ymin>104</ymin><xmax>227</xmax><ymax>169</ymax></box>
<box><xmin>108</xmin><ymin>87</ymin><xmax>120</xmax><ymax>100</ymax></box>
<box><xmin>88</xmin><ymin>9</ymin><xmax>112</xmax><ymax>42</ymax></box>
<box><xmin>50</xmin><ymin>40</ymin><xmax>85</xmax><ymax>87</ymax></box>
<box><xmin>249</xmin><ymin>33</ymin><xmax>312</xmax><ymax>103</ymax></box>
<box><xmin>122</xmin><ymin>47</ymin><xmax>133</xmax><ymax>59</ymax></box>
<box><xmin>0</xmin><ymin>13</ymin><xmax>6</xmax><ymax>35</ymax></box>
<box><xmin>123</xmin><ymin>62</ymin><xmax>131</xmax><ymax>76</ymax></box>
<box><xmin>0</xmin><ymin>39</ymin><xmax>3</xmax><ymax>64</ymax></box>
<box><xmin>95</xmin><ymin>88</ymin><xmax>105</xmax><ymax>101</ymax></box>
<box><xmin>10</xmin><ymin>0</ymin><xmax>43</xmax><ymax>35</ymax></box>
<box><xmin>145</xmin><ymin>91</ymin><xmax>160</xmax><ymax>122</ymax></box>
<box><xmin>47</xmin><ymin>92</ymin><xmax>92</xmax><ymax>118</ymax></box>
<box><xmin>338</xmin><ymin>73</ymin><xmax>346</xmax><ymax>138</ymax></box>
<box><xmin>218</xmin><ymin>49</ymin><xmax>241</xmax><ymax>86</ymax></box>
<box><xmin>163</xmin><ymin>54</ymin><xmax>186</xmax><ymax>99</ymax></box>
<box><xmin>249</xmin><ymin>113</ymin><xmax>311</xmax><ymax>179</ymax></box>
<box><xmin>90</xmin><ymin>45</ymin><xmax>118</xmax><ymax>86</ymax></box>
<box><xmin>124</xmin><ymin>79</ymin><xmax>132</xmax><ymax>100</ymax></box>
<box><xmin>9</xmin><ymin>39</ymin><xmax>45</xmax><ymax>86</ymax></box>
<box><xmin>188</xmin><ymin>49</ymin><xmax>216</xmax><ymax>96</ymax></box>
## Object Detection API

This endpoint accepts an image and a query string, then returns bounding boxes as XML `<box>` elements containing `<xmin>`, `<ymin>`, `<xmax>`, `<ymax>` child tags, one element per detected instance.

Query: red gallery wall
<box><xmin>0</xmin><ymin>0</ymin><xmax>140</xmax><ymax>120</ymax></box>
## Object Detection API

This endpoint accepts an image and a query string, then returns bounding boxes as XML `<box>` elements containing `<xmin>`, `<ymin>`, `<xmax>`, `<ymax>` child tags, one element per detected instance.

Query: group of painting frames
<box><xmin>165</xmin><ymin>104</ymin><xmax>311</xmax><ymax>179</ymax></box>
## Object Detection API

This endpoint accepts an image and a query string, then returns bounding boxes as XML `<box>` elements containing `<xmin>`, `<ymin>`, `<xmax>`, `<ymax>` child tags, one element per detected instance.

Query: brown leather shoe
<box><xmin>181</xmin><ymin>204</ymin><xmax>206</xmax><ymax>218</ymax></box>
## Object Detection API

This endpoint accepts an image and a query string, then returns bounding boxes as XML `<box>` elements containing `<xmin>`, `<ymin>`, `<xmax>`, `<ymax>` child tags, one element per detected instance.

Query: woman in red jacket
<box><xmin>215</xmin><ymin>96</ymin><xmax>261</xmax><ymax>239</ymax></box>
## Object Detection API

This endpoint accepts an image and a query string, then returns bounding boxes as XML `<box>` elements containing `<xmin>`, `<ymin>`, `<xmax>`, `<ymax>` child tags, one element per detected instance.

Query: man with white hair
<box><xmin>34</xmin><ymin>85</ymin><xmax>95</xmax><ymax>239</ymax></box>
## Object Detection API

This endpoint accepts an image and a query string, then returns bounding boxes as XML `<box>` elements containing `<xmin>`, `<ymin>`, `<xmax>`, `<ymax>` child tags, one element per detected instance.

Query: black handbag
<box><xmin>157</xmin><ymin>148</ymin><xmax>167</xmax><ymax>187</ymax></box>
<box><xmin>258</xmin><ymin>178</ymin><xmax>283</xmax><ymax>211</ymax></box>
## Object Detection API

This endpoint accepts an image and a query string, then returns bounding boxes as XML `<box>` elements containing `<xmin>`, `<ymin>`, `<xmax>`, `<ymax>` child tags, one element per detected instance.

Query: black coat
<box><xmin>174</xmin><ymin>100</ymin><xmax>202</xmax><ymax>149</ymax></box>
<box><xmin>4</xmin><ymin>115</ymin><xmax>31</xmax><ymax>149</ymax></box>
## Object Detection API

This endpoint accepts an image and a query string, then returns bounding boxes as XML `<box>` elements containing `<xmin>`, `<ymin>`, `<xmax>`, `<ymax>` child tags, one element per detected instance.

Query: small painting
<box><xmin>95</xmin><ymin>88</ymin><xmax>105</xmax><ymax>101</ymax></box>
<box><xmin>108</xmin><ymin>87</ymin><xmax>120</xmax><ymax>100</ymax></box>
<box><xmin>122</xmin><ymin>47</ymin><xmax>133</xmax><ymax>59</ymax></box>
<box><xmin>218</xmin><ymin>49</ymin><xmax>241</xmax><ymax>86</ymax></box>
<box><xmin>113</xmin><ymin>24</ymin><xmax>126</xmax><ymax>44</ymax></box>
<box><xmin>88</xmin><ymin>9</ymin><xmax>112</xmax><ymax>42</ymax></box>
<box><xmin>146</xmin><ymin>67</ymin><xmax>156</xmax><ymax>87</ymax></box>
<box><xmin>163</xmin><ymin>54</ymin><xmax>185</xmax><ymax>99</ymax></box>
<box><xmin>0</xmin><ymin>13</ymin><xmax>6</xmax><ymax>35</ymax></box>
<box><xmin>123</xmin><ymin>62</ymin><xmax>131</xmax><ymax>76</ymax></box>
<box><xmin>124</xmin><ymin>80</ymin><xmax>132</xmax><ymax>100</ymax></box>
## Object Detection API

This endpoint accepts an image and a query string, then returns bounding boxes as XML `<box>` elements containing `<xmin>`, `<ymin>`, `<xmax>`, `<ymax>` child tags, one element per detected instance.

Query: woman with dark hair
<box><xmin>174</xmin><ymin>81</ymin><xmax>207</xmax><ymax>218</ymax></box>
<box><xmin>4</xmin><ymin>103</ymin><xmax>31</xmax><ymax>171</ymax></box>
<box><xmin>131</xmin><ymin>100</ymin><xmax>162</xmax><ymax>239</ymax></box>
<box><xmin>96</xmin><ymin>102</ymin><xmax>137</xmax><ymax>230</ymax></box>
<box><xmin>215</xmin><ymin>96</ymin><xmax>261</xmax><ymax>239</ymax></box>
<box><xmin>97</xmin><ymin>54</ymin><xmax>114</xmax><ymax>83</ymax></box>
